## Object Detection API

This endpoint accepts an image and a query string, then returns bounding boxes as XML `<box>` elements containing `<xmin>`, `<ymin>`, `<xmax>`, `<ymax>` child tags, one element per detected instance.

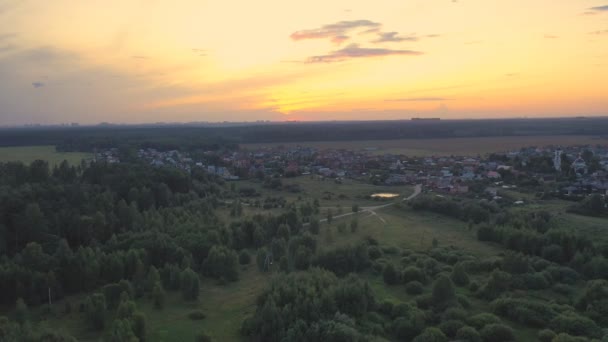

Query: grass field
<box><xmin>243</xmin><ymin>135</ymin><xmax>606</xmax><ymax>156</ymax></box>
<box><xmin>0</xmin><ymin>145</ymin><xmax>91</xmax><ymax>166</ymax></box>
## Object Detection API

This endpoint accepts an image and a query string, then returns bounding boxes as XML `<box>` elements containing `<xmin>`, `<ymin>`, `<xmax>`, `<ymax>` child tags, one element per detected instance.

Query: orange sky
<box><xmin>0</xmin><ymin>0</ymin><xmax>607</xmax><ymax>124</ymax></box>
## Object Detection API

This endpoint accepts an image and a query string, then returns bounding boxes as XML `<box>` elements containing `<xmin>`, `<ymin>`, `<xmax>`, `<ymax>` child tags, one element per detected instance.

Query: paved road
<box><xmin>307</xmin><ymin>184</ymin><xmax>423</xmax><ymax>225</ymax></box>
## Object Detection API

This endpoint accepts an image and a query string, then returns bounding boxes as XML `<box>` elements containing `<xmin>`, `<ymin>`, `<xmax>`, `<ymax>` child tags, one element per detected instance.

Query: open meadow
<box><xmin>0</xmin><ymin>145</ymin><xmax>92</xmax><ymax>166</ymax></box>
<box><xmin>243</xmin><ymin>135</ymin><xmax>606</xmax><ymax>156</ymax></box>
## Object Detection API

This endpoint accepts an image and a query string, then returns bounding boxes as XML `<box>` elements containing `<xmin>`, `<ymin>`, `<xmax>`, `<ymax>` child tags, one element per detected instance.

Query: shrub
<box><xmin>383</xmin><ymin>263</ymin><xmax>400</xmax><ymax>285</ymax></box>
<box><xmin>431</xmin><ymin>275</ymin><xmax>456</xmax><ymax>308</ymax></box>
<box><xmin>456</xmin><ymin>326</ymin><xmax>482</xmax><ymax>342</ymax></box>
<box><xmin>412</xmin><ymin>327</ymin><xmax>448</xmax><ymax>342</ymax></box>
<box><xmin>239</xmin><ymin>250</ymin><xmax>251</xmax><ymax>265</ymax></box>
<box><xmin>552</xmin><ymin>333</ymin><xmax>590</xmax><ymax>342</ymax></box>
<box><xmin>451</xmin><ymin>263</ymin><xmax>470</xmax><ymax>286</ymax></box>
<box><xmin>403</xmin><ymin>266</ymin><xmax>426</xmax><ymax>283</ymax></box>
<box><xmin>438</xmin><ymin>320</ymin><xmax>464</xmax><ymax>338</ymax></box>
<box><xmin>368</xmin><ymin>246</ymin><xmax>383</xmax><ymax>260</ymax></box>
<box><xmin>442</xmin><ymin>307</ymin><xmax>468</xmax><ymax>321</ymax></box>
<box><xmin>549</xmin><ymin>313</ymin><xmax>602</xmax><ymax>339</ymax></box>
<box><xmin>537</xmin><ymin>329</ymin><xmax>556</xmax><ymax>342</ymax></box>
<box><xmin>466</xmin><ymin>313</ymin><xmax>501</xmax><ymax>330</ymax></box>
<box><xmin>479</xmin><ymin>323</ymin><xmax>515</xmax><ymax>342</ymax></box>
<box><xmin>188</xmin><ymin>310</ymin><xmax>206</xmax><ymax>320</ymax></box>
<box><xmin>405</xmin><ymin>281</ymin><xmax>424</xmax><ymax>295</ymax></box>
<box><xmin>195</xmin><ymin>330</ymin><xmax>213</xmax><ymax>342</ymax></box>
<box><xmin>491</xmin><ymin>297</ymin><xmax>557</xmax><ymax>327</ymax></box>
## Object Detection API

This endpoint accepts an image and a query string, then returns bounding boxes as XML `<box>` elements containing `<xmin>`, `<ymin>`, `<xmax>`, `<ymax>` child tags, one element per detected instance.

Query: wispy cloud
<box><xmin>544</xmin><ymin>34</ymin><xmax>558</xmax><ymax>39</ymax></box>
<box><xmin>306</xmin><ymin>43</ymin><xmax>422</xmax><ymax>63</ymax></box>
<box><xmin>589</xmin><ymin>5</ymin><xmax>608</xmax><ymax>11</ymax></box>
<box><xmin>132</xmin><ymin>55</ymin><xmax>149</xmax><ymax>59</ymax></box>
<box><xmin>386</xmin><ymin>97</ymin><xmax>449</xmax><ymax>102</ymax></box>
<box><xmin>590</xmin><ymin>29</ymin><xmax>608</xmax><ymax>35</ymax></box>
<box><xmin>0</xmin><ymin>33</ymin><xmax>17</xmax><ymax>41</ymax></box>
<box><xmin>32</xmin><ymin>82</ymin><xmax>45</xmax><ymax>88</ymax></box>
<box><xmin>290</xmin><ymin>20</ymin><xmax>381</xmax><ymax>44</ymax></box>
<box><xmin>373</xmin><ymin>32</ymin><xmax>418</xmax><ymax>43</ymax></box>
<box><xmin>192</xmin><ymin>48</ymin><xmax>207</xmax><ymax>56</ymax></box>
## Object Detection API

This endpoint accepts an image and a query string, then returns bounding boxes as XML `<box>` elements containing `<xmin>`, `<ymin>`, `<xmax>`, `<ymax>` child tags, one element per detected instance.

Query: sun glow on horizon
<box><xmin>0</xmin><ymin>0</ymin><xmax>607</xmax><ymax>124</ymax></box>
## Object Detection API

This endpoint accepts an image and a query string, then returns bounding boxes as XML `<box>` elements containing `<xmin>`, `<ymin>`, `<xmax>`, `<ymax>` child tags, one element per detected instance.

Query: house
<box><xmin>487</xmin><ymin>171</ymin><xmax>501</xmax><ymax>179</ymax></box>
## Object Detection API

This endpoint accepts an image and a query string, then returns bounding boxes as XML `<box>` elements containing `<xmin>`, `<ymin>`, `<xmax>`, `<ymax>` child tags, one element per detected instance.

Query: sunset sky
<box><xmin>0</xmin><ymin>0</ymin><xmax>607</xmax><ymax>125</ymax></box>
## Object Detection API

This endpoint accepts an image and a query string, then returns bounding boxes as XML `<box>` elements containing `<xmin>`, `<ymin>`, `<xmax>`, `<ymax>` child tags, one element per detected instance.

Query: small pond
<box><xmin>371</xmin><ymin>193</ymin><xmax>400</xmax><ymax>198</ymax></box>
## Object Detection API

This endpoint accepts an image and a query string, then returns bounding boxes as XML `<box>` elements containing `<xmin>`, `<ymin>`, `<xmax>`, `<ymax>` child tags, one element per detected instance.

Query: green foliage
<box><xmin>479</xmin><ymin>323</ymin><xmax>515</xmax><ymax>342</ymax></box>
<box><xmin>195</xmin><ymin>330</ymin><xmax>213</xmax><ymax>342</ymax></box>
<box><xmin>84</xmin><ymin>293</ymin><xmax>107</xmax><ymax>331</ymax></box>
<box><xmin>438</xmin><ymin>320</ymin><xmax>465</xmax><ymax>338</ymax></box>
<box><xmin>383</xmin><ymin>263</ymin><xmax>400</xmax><ymax>285</ymax></box>
<box><xmin>477</xmin><ymin>269</ymin><xmax>510</xmax><ymax>300</ymax></box>
<box><xmin>413</xmin><ymin>327</ymin><xmax>448</xmax><ymax>342</ymax></box>
<box><xmin>431</xmin><ymin>275</ymin><xmax>456</xmax><ymax>308</ymax></box>
<box><xmin>549</xmin><ymin>312</ymin><xmax>602</xmax><ymax>339</ymax></box>
<box><xmin>188</xmin><ymin>311</ymin><xmax>206</xmax><ymax>320</ymax></box>
<box><xmin>405</xmin><ymin>281</ymin><xmax>424</xmax><ymax>295</ymax></box>
<box><xmin>466</xmin><ymin>313</ymin><xmax>501</xmax><ymax>330</ymax></box>
<box><xmin>14</xmin><ymin>298</ymin><xmax>28</xmax><ymax>326</ymax></box>
<box><xmin>450</xmin><ymin>263</ymin><xmax>470</xmax><ymax>286</ymax></box>
<box><xmin>403</xmin><ymin>266</ymin><xmax>426</xmax><ymax>283</ymax></box>
<box><xmin>238</xmin><ymin>250</ymin><xmax>251</xmax><ymax>265</ymax></box>
<box><xmin>242</xmin><ymin>269</ymin><xmax>376</xmax><ymax>341</ymax></box>
<box><xmin>180</xmin><ymin>268</ymin><xmax>200</xmax><ymax>301</ymax></box>
<box><xmin>203</xmin><ymin>245</ymin><xmax>239</xmax><ymax>281</ymax></box>
<box><xmin>152</xmin><ymin>281</ymin><xmax>165</xmax><ymax>309</ymax></box>
<box><xmin>491</xmin><ymin>297</ymin><xmax>558</xmax><ymax>327</ymax></box>
<box><xmin>538</xmin><ymin>329</ymin><xmax>557</xmax><ymax>342</ymax></box>
<box><xmin>456</xmin><ymin>326</ymin><xmax>482</xmax><ymax>342</ymax></box>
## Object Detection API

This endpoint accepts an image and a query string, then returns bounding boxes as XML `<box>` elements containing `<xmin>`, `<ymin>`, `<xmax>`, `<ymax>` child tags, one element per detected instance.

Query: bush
<box><xmin>438</xmin><ymin>320</ymin><xmax>464</xmax><ymax>338</ymax></box>
<box><xmin>368</xmin><ymin>246</ymin><xmax>383</xmax><ymax>260</ymax></box>
<box><xmin>403</xmin><ymin>266</ymin><xmax>426</xmax><ymax>283</ymax></box>
<box><xmin>456</xmin><ymin>326</ymin><xmax>482</xmax><ymax>342</ymax></box>
<box><xmin>466</xmin><ymin>313</ymin><xmax>501</xmax><ymax>330</ymax></box>
<box><xmin>450</xmin><ymin>263</ymin><xmax>470</xmax><ymax>286</ymax></box>
<box><xmin>412</xmin><ymin>327</ymin><xmax>448</xmax><ymax>342</ymax></box>
<box><xmin>405</xmin><ymin>281</ymin><xmax>424</xmax><ymax>295</ymax></box>
<box><xmin>549</xmin><ymin>313</ymin><xmax>602</xmax><ymax>339</ymax></box>
<box><xmin>383</xmin><ymin>263</ymin><xmax>400</xmax><ymax>285</ymax></box>
<box><xmin>491</xmin><ymin>297</ymin><xmax>557</xmax><ymax>327</ymax></box>
<box><xmin>431</xmin><ymin>275</ymin><xmax>456</xmax><ymax>308</ymax></box>
<box><xmin>195</xmin><ymin>330</ymin><xmax>213</xmax><ymax>342</ymax></box>
<box><xmin>479</xmin><ymin>323</ymin><xmax>515</xmax><ymax>342</ymax></box>
<box><xmin>537</xmin><ymin>329</ymin><xmax>556</xmax><ymax>342</ymax></box>
<box><xmin>442</xmin><ymin>307</ymin><xmax>468</xmax><ymax>321</ymax></box>
<box><xmin>188</xmin><ymin>310</ymin><xmax>206</xmax><ymax>320</ymax></box>
<box><xmin>239</xmin><ymin>250</ymin><xmax>251</xmax><ymax>265</ymax></box>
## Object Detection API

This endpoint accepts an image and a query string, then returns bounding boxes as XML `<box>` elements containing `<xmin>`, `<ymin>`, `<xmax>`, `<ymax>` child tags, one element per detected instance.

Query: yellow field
<box><xmin>0</xmin><ymin>145</ymin><xmax>92</xmax><ymax>166</ymax></box>
<box><xmin>243</xmin><ymin>135</ymin><xmax>606</xmax><ymax>156</ymax></box>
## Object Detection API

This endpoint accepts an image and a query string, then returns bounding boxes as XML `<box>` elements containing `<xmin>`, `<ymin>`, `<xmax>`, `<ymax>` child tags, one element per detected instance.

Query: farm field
<box><xmin>0</xmin><ymin>145</ymin><xmax>91</xmax><ymax>166</ymax></box>
<box><xmin>243</xmin><ymin>135</ymin><xmax>606</xmax><ymax>156</ymax></box>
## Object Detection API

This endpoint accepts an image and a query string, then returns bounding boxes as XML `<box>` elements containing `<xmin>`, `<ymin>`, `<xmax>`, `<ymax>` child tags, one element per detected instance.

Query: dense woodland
<box><xmin>0</xmin><ymin>152</ymin><xmax>607</xmax><ymax>340</ymax></box>
<box><xmin>2</xmin><ymin>117</ymin><xmax>608</xmax><ymax>151</ymax></box>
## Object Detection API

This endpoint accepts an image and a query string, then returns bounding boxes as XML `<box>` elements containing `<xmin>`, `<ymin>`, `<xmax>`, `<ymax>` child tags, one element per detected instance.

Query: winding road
<box><xmin>307</xmin><ymin>184</ymin><xmax>423</xmax><ymax>226</ymax></box>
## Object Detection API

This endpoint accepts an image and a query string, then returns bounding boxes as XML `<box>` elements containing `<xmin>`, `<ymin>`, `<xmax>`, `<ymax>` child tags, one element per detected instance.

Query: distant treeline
<box><xmin>1</xmin><ymin>117</ymin><xmax>608</xmax><ymax>151</ymax></box>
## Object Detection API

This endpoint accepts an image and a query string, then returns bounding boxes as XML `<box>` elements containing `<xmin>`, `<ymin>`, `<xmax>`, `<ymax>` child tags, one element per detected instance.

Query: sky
<box><xmin>0</xmin><ymin>0</ymin><xmax>607</xmax><ymax>125</ymax></box>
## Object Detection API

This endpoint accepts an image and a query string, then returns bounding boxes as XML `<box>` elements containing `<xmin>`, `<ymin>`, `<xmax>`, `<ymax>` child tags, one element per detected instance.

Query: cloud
<box><xmin>306</xmin><ymin>43</ymin><xmax>422</xmax><ymax>63</ymax></box>
<box><xmin>386</xmin><ymin>97</ymin><xmax>449</xmax><ymax>102</ymax></box>
<box><xmin>544</xmin><ymin>34</ymin><xmax>558</xmax><ymax>39</ymax></box>
<box><xmin>590</xmin><ymin>30</ymin><xmax>608</xmax><ymax>35</ymax></box>
<box><xmin>32</xmin><ymin>82</ymin><xmax>45</xmax><ymax>88</ymax></box>
<box><xmin>192</xmin><ymin>48</ymin><xmax>207</xmax><ymax>56</ymax></box>
<box><xmin>131</xmin><ymin>55</ymin><xmax>149</xmax><ymax>59</ymax></box>
<box><xmin>290</xmin><ymin>20</ymin><xmax>381</xmax><ymax>43</ymax></box>
<box><xmin>589</xmin><ymin>5</ymin><xmax>608</xmax><ymax>11</ymax></box>
<box><xmin>373</xmin><ymin>32</ymin><xmax>418</xmax><ymax>43</ymax></box>
<box><xmin>0</xmin><ymin>33</ymin><xmax>17</xmax><ymax>41</ymax></box>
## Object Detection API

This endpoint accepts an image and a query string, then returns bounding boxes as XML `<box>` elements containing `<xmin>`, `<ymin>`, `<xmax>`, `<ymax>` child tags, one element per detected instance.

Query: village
<box><xmin>95</xmin><ymin>143</ymin><xmax>608</xmax><ymax>201</ymax></box>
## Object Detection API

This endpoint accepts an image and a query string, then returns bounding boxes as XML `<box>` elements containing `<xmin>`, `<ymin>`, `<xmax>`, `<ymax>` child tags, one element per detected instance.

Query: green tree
<box><xmin>450</xmin><ymin>263</ymin><xmax>470</xmax><ymax>286</ymax></box>
<box><xmin>85</xmin><ymin>293</ymin><xmax>106</xmax><ymax>331</ymax></box>
<box><xmin>180</xmin><ymin>268</ymin><xmax>200</xmax><ymax>301</ymax></box>
<box><xmin>152</xmin><ymin>281</ymin><xmax>165</xmax><ymax>310</ymax></box>
<box><xmin>432</xmin><ymin>275</ymin><xmax>456</xmax><ymax>308</ymax></box>
<box><xmin>383</xmin><ymin>263</ymin><xmax>399</xmax><ymax>285</ymax></box>
<box><xmin>14</xmin><ymin>298</ymin><xmax>28</xmax><ymax>326</ymax></box>
<box><xmin>413</xmin><ymin>327</ymin><xmax>448</xmax><ymax>342</ymax></box>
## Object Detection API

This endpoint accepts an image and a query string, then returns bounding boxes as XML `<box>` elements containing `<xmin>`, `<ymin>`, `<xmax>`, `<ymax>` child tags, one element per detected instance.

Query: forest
<box><xmin>0</xmin><ymin>150</ymin><xmax>607</xmax><ymax>341</ymax></box>
<box><xmin>2</xmin><ymin>117</ymin><xmax>608</xmax><ymax>152</ymax></box>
